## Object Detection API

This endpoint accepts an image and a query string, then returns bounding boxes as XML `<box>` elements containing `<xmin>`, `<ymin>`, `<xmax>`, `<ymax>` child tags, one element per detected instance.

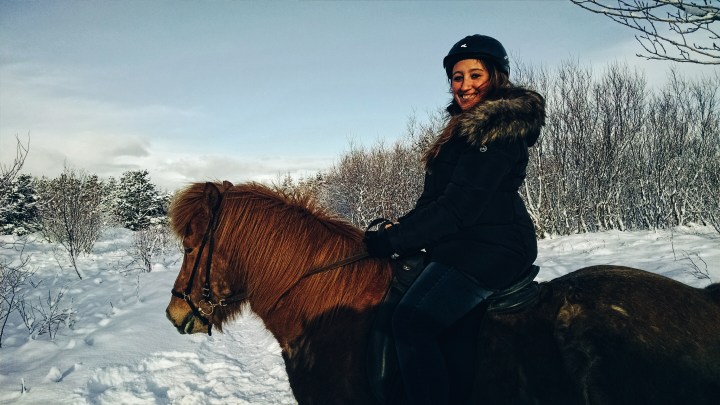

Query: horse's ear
<box><xmin>203</xmin><ymin>182</ymin><xmax>222</xmax><ymax>215</ymax></box>
<box><xmin>222</xmin><ymin>180</ymin><xmax>234</xmax><ymax>189</ymax></box>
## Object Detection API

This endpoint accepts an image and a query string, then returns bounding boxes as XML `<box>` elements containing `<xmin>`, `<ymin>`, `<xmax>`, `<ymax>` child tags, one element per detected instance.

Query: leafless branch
<box><xmin>0</xmin><ymin>135</ymin><xmax>29</xmax><ymax>189</ymax></box>
<box><xmin>571</xmin><ymin>0</ymin><xmax>720</xmax><ymax>64</ymax></box>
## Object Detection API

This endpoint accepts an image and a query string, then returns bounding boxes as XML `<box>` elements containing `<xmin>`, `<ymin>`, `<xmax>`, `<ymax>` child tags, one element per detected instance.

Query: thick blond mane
<box><xmin>170</xmin><ymin>181</ymin><xmax>391</xmax><ymax>327</ymax></box>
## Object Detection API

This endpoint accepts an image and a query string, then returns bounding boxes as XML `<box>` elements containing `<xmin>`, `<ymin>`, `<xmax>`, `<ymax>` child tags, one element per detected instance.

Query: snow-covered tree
<box><xmin>112</xmin><ymin>170</ymin><xmax>168</xmax><ymax>231</ymax></box>
<box><xmin>0</xmin><ymin>174</ymin><xmax>40</xmax><ymax>235</ymax></box>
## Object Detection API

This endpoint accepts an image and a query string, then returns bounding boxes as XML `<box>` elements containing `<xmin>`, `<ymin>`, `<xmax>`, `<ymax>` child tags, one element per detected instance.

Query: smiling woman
<box><xmin>362</xmin><ymin>34</ymin><xmax>544</xmax><ymax>405</ymax></box>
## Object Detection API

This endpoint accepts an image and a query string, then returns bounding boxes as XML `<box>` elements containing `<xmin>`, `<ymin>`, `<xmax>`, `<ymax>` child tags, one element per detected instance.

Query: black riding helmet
<box><xmin>443</xmin><ymin>34</ymin><xmax>510</xmax><ymax>78</ymax></box>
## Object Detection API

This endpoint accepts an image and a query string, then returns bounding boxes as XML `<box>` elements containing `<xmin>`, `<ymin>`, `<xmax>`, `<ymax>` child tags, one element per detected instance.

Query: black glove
<box><xmin>363</xmin><ymin>229</ymin><xmax>395</xmax><ymax>258</ymax></box>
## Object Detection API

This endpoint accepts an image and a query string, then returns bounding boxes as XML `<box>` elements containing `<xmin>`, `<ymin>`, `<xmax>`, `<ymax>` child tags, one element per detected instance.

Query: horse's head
<box><xmin>166</xmin><ymin>180</ymin><xmax>390</xmax><ymax>340</ymax></box>
<box><xmin>165</xmin><ymin>181</ymin><xmax>246</xmax><ymax>335</ymax></box>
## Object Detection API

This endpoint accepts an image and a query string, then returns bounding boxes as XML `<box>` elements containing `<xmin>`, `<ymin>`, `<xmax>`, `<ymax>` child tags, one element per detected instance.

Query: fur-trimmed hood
<box><xmin>452</xmin><ymin>87</ymin><xmax>545</xmax><ymax>147</ymax></box>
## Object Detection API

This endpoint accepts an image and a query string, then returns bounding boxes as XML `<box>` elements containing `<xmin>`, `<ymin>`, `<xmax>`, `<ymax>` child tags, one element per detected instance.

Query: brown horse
<box><xmin>165</xmin><ymin>181</ymin><xmax>720</xmax><ymax>405</ymax></box>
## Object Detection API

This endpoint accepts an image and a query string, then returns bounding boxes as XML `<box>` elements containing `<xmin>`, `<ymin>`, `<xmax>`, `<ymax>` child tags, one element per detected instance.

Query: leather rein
<box><xmin>171</xmin><ymin>188</ymin><xmax>372</xmax><ymax>335</ymax></box>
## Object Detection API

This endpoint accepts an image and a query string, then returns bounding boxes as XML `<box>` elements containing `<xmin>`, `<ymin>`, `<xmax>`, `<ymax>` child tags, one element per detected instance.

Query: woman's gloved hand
<box><xmin>363</xmin><ymin>228</ymin><xmax>395</xmax><ymax>258</ymax></box>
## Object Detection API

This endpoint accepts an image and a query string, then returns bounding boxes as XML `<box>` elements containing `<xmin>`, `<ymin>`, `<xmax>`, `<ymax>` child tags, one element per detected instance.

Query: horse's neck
<box><xmin>251</xmin><ymin>260</ymin><xmax>390</xmax><ymax>347</ymax></box>
<box><xmin>265</xmin><ymin>264</ymin><xmax>388</xmax><ymax>405</ymax></box>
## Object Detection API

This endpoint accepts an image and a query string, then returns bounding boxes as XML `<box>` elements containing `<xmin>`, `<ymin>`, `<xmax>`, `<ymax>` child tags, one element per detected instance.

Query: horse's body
<box><xmin>165</xmin><ymin>182</ymin><xmax>720</xmax><ymax>405</ymax></box>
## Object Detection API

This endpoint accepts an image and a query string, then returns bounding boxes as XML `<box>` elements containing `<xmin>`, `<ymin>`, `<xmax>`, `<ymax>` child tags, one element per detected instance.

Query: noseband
<box><xmin>171</xmin><ymin>190</ymin><xmax>247</xmax><ymax>336</ymax></box>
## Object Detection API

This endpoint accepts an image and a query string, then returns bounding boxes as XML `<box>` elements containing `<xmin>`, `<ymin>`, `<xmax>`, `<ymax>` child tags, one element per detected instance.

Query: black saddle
<box><xmin>366</xmin><ymin>256</ymin><xmax>541</xmax><ymax>404</ymax></box>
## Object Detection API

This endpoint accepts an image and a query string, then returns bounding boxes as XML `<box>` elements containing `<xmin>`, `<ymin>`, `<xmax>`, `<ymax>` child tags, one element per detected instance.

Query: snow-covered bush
<box><xmin>314</xmin><ymin>63</ymin><xmax>719</xmax><ymax>238</ymax></box>
<box><xmin>17</xmin><ymin>287</ymin><xmax>75</xmax><ymax>341</ymax></box>
<box><xmin>35</xmin><ymin>167</ymin><xmax>105</xmax><ymax>279</ymax></box>
<box><xmin>128</xmin><ymin>224</ymin><xmax>178</xmax><ymax>273</ymax></box>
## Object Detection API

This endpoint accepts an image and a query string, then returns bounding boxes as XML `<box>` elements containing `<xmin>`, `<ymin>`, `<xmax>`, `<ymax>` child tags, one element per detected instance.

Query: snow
<box><xmin>1</xmin><ymin>225</ymin><xmax>718</xmax><ymax>404</ymax></box>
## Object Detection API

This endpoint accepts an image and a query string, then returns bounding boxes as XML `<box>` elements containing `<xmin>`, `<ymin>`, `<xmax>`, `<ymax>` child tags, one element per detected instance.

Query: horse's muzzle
<box><xmin>166</xmin><ymin>306</ymin><xmax>209</xmax><ymax>335</ymax></box>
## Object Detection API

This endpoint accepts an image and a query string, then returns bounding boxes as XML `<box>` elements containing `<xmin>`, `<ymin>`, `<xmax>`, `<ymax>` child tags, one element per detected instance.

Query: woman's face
<box><xmin>451</xmin><ymin>59</ymin><xmax>490</xmax><ymax>111</ymax></box>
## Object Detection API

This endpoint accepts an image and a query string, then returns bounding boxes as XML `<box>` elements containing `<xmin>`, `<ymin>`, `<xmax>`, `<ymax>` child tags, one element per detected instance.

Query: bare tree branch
<box><xmin>0</xmin><ymin>136</ymin><xmax>29</xmax><ymax>189</ymax></box>
<box><xmin>571</xmin><ymin>0</ymin><xmax>720</xmax><ymax>64</ymax></box>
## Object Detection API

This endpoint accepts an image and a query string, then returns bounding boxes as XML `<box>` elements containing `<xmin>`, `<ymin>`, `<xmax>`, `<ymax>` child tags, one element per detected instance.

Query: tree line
<box><xmin>2</xmin><ymin>62</ymin><xmax>718</xmax><ymax>243</ymax></box>
<box><xmin>0</xmin><ymin>166</ymin><xmax>171</xmax><ymax>276</ymax></box>
<box><xmin>287</xmin><ymin>61</ymin><xmax>720</xmax><ymax>237</ymax></box>
<box><xmin>1</xmin><ymin>167</ymin><xmax>170</xmax><ymax>235</ymax></box>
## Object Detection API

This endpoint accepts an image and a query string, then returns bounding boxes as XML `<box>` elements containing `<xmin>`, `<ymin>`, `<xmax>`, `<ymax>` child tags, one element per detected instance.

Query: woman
<box><xmin>364</xmin><ymin>34</ymin><xmax>545</xmax><ymax>405</ymax></box>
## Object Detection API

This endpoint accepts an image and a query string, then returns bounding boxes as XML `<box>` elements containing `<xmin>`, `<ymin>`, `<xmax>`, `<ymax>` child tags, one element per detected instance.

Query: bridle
<box><xmin>171</xmin><ymin>189</ymin><xmax>246</xmax><ymax>336</ymax></box>
<box><xmin>171</xmin><ymin>185</ymin><xmax>382</xmax><ymax>336</ymax></box>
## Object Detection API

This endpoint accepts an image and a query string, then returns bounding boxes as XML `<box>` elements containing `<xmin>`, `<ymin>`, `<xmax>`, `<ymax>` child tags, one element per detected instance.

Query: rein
<box><xmin>270</xmin><ymin>251</ymin><xmax>369</xmax><ymax>312</ymax></box>
<box><xmin>268</xmin><ymin>217</ymin><xmax>389</xmax><ymax>312</ymax></box>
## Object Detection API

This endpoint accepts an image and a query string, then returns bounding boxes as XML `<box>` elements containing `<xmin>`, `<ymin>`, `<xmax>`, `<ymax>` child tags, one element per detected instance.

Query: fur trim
<box><xmin>456</xmin><ymin>87</ymin><xmax>545</xmax><ymax>147</ymax></box>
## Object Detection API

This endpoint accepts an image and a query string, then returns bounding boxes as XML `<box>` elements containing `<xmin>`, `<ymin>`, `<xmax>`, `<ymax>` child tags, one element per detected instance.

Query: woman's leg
<box><xmin>392</xmin><ymin>262</ymin><xmax>492</xmax><ymax>405</ymax></box>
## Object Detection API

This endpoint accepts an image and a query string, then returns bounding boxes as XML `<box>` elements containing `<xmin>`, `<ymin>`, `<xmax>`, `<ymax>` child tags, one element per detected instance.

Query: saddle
<box><xmin>366</xmin><ymin>255</ymin><xmax>541</xmax><ymax>404</ymax></box>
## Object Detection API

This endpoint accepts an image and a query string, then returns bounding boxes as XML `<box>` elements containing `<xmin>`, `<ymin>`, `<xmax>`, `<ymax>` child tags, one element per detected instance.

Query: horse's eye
<box><xmin>184</xmin><ymin>247</ymin><xmax>194</xmax><ymax>254</ymax></box>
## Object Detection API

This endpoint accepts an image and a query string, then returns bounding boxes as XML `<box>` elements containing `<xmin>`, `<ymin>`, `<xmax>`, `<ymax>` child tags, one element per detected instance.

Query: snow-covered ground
<box><xmin>1</xmin><ymin>225</ymin><xmax>718</xmax><ymax>404</ymax></box>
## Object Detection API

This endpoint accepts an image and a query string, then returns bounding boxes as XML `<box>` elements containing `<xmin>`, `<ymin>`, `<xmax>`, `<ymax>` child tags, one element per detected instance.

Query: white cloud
<box><xmin>144</xmin><ymin>153</ymin><xmax>336</xmax><ymax>191</ymax></box>
<box><xmin>582</xmin><ymin>27</ymin><xmax>719</xmax><ymax>86</ymax></box>
<box><xmin>0</xmin><ymin>59</ymin><xmax>208</xmax><ymax>187</ymax></box>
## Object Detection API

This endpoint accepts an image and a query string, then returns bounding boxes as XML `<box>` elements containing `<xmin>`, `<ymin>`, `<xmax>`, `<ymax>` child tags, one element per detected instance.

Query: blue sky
<box><xmin>1</xmin><ymin>0</ymin><xmax>717</xmax><ymax>190</ymax></box>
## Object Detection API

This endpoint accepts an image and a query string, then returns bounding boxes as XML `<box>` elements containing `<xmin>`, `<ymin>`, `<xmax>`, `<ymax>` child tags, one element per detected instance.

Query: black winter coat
<box><xmin>386</xmin><ymin>87</ymin><xmax>545</xmax><ymax>289</ymax></box>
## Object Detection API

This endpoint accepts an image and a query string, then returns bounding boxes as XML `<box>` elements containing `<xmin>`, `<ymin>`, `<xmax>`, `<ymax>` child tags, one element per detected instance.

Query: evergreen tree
<box><xmin>0</xmin><ymin>174</ymin><xmax>39</xmax><ymax>235</ymax></box>
<box><xmin>113</xmin><ymin>170</ymin><xmax>166</xmax><ymax>230</ymax></box>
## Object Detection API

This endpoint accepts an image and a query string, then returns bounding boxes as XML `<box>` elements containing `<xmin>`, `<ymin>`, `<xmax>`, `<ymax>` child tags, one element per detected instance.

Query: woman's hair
<box><xmin>422</xmin><ymin>58</ymin><xmax>511</xmax><ymax>168</ymax></box>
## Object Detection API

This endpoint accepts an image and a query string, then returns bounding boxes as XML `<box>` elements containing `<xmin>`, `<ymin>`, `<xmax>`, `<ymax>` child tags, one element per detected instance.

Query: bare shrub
<box><xmin>127</xmin><ymin>224</ymin><xmax>178</xmax><ymax>273</ymax></box>
<box><xmin>35</xmin><ymin>166</ymin><xmax>105</xmax><ymax>279</ymax></box>
<box><xmin>317</xmin><ymin>111</ymin><xmax>445</xmax><ymax>227</ymax></box>
<box><xmin>0</xmin><ymin>136</ymin><xmax>35</xmax><ymax>348</ymax></box>
<box><xmin>17</xmin><ymin>287</ymin><xmax>75</xmax><ymax>341</ymax></box>
<box><xmin>321</xmin><ymin>140</ymin><xmax>423</xmax><ymax>227</ymax></box>
<box><xmin>0</xmin><ymin>239</ymin><xmax>34</xmax><ymax>348</ymax></box>
<box><xmin>0</xmin><ymin>136</ymin><xmax>29</xmax><ymax>190</ymax></box>
<box><xmin>520</xmin><ymin>61</ymin><xmax>719</xmax><ymax>237</ymax></box>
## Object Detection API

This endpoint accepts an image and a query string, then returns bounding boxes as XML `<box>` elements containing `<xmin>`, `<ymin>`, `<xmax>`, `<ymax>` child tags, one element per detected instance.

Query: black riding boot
<box><xmin>392</xmin><ymin>262</ymin><xmax>492</xmax><ymax>405</ymax></box>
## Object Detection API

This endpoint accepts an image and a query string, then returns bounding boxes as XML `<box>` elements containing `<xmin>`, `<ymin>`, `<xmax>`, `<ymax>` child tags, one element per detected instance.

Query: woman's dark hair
<box><xmin>423</xmin><ymin>58</ymin><xmax>511</xmax><ymax>168</ymax></box>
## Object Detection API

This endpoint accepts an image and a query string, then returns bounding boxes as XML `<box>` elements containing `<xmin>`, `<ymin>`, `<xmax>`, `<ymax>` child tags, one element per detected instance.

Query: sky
<box><xmin>1</xmin><ymin>0</ymin><xmax>718</xmax><ymax>191</ymax></box>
